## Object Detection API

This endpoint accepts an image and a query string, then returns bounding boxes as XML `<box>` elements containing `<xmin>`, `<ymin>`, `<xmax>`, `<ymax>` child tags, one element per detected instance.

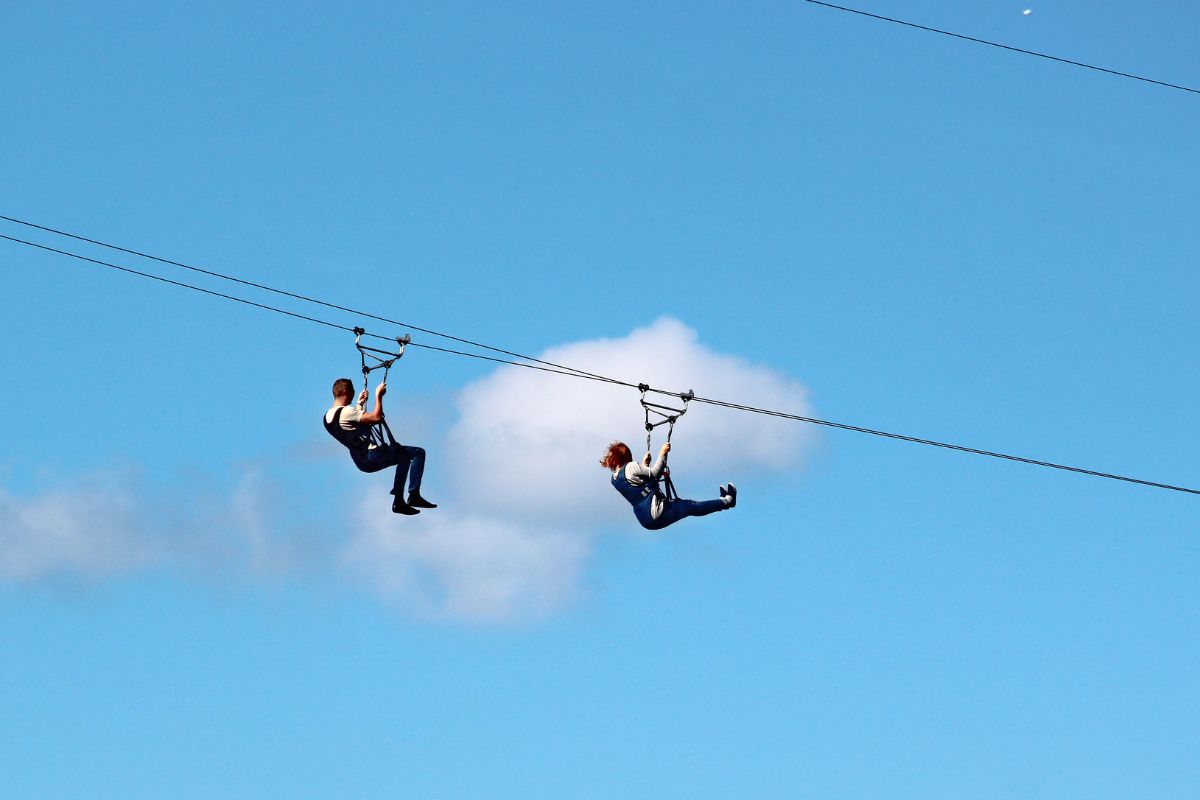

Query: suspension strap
<box><xmin>354</xmin><ymin>327</ymin><xmax>412</xmax><ymax>448</ymax></box>
<box><xmin>638</xmin><ymin>384</ymin><xmax>694</xmax><ymax>502</ymax></box>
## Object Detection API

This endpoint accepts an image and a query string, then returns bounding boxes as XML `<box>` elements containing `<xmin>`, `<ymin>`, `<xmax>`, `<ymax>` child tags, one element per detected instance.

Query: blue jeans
<box><xmin>635</xmin><ymin>496</ymin><xmax>726</xmax><ymax>531</ymax></box>
<box><xmin>353</xmin><ymin>444</ymin><xmax>425</xmax><ymax>497</ymax></box>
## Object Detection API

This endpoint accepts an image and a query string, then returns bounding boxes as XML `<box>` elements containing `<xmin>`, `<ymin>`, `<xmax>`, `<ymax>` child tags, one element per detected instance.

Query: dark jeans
<box><xmin>353</xmin><ymin>444</ymin><xmax>426</xmax><ymax>497</ymax></box>
<box><xmin>635</xmin><ymin>496</ymin><xmax>726</xmax><ymax>531</ymax></box>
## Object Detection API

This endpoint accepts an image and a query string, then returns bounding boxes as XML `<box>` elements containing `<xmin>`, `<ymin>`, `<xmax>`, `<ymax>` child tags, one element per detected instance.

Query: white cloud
<box><xmin>0</xmin><ymin>471</ymin><xmax>154</xmax><ymax>583</ymax></box>
<box><xmin>0</xmin><ymin>467</ymin><xmax>302</xmax><ymax>585</ymax></box>
<box><xmin>443</xmin><ymin>316</ymin><xmax>814</xmax><ymax>522</ymax></box>
<box><xmin>342</xmin><ymin>500</ymin><xmax>590</xmax><ymax>622</ymax></box>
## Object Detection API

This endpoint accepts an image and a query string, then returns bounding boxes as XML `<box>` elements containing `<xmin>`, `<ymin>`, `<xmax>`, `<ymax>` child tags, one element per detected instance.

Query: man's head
<box><xmin>332</xmin><ymin>378</ymin><xmax>356</xmax><ymax>403</ymax></box>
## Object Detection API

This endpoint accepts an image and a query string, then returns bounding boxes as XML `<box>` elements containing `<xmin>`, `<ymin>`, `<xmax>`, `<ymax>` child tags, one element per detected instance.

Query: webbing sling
<box><xmin>322</xmin><ymin>405</ymin><xmax>371</xmax><ymax>454</ymax></box>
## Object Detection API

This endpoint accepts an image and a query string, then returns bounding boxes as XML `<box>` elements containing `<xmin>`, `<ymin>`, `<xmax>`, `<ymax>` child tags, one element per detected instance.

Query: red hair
<box><xmin>600</xmin><ymin>441</ymin><xmax>633</xmax><ymax>470</ymax></box>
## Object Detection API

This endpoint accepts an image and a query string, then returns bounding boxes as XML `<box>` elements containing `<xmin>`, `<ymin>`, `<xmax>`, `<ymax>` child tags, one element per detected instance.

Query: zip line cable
<box><xmin>689</xmin><ymin>395</ymin><xmax>1199</xmax><ymax>495</ymax></box>
<box><xmin>0</xmin><ymin>233</ymin><xmax>620</xmax><ymax>386</ymax></box>
<box><xmin>1</xmin><ymin>229</ymin><xmax>1197</xmax><ymax>496</ymax></box>
<box><xmin>0</xmin><ymin>214</ymin><xmax>619</xmax><ymax>386</ymax></box>
<box><xmin>801</xmin><ymin>0</ymin><xmax>1200</xmax><ymax>96</ymax></box>
<box><xmin>0</xmin><ymin>234</ymin><xmax>352</xmax><ymax>335</ymax></box>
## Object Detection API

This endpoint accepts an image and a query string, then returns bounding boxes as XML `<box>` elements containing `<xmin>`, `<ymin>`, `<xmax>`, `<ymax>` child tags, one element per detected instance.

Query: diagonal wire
<box><xmin>0</xmin><ymin>234</ymin><xmax>354</xmax><ymax>335</ymax></box>
<box><xmin>407</xmin><ymin>341</ymin><xmax>637</xmax><ymax>385</ymax></box>
<box><xmin>0</xmin><ymin>233</ymin><xmax>630</xmax><ymax>386</ymax></box>
<box><xmin>0</xmin><ymin>213</ymin><xmax>624</xmax><ymax>385</ymax></box>
<box><xmin>691</xmin><ymin>394</ymin><xmax>1200</xmax><ymax>495</ymax></box>
<box><xmin>801</xmin><ymin>0</ymin><xmax>1200</xmax><ymax>96</ymax></box>
<box><xmin>1</xmin><ymin>229</ymin><xmax>1196</xmax><ymax>496</ymax></box>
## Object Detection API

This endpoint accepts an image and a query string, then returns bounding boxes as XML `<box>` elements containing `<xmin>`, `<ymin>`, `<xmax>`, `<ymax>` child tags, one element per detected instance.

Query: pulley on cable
<box><xmin>638</xmin><ymin>383</ymin><xmax>695</xmax><ymax>502</ymax></box>
<box><xmin>354</xmin><ymin>327</ymin><xmax>411</xmax><ymax>449</ymax></box>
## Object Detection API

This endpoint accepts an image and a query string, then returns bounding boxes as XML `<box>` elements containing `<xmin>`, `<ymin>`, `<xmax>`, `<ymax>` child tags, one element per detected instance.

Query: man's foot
<box><xmin>407</xmin><ymin>491</ymin><xmax>437</xmax><ymax>509</ymax></box>
<box><xmin>392</xmin><ymin>497</ymin><xmax>421</xmax><ymax>515</ymax></box>
<box><xmin>720</xmin><ymin>483</ymin><xmax>737</xmax><ymax>508</ymax></box>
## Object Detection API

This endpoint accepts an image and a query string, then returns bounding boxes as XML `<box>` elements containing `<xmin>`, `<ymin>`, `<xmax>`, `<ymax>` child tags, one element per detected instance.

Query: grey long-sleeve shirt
<box><xmin>612</xmin><ymin>453</ymin><xmax>667</xmax><ymax>519</ymax></box>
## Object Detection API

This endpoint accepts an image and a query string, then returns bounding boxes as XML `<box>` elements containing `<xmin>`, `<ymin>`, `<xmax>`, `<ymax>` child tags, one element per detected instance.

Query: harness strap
<box><xmin>612</xmin><ymin>467</ymin><xmax>662</xmax><ymax>505</ymax></box>
<box><xmin>323</xmin><ymin>406</ymin><xmax>370</xmax><ymax>454</ymax></box>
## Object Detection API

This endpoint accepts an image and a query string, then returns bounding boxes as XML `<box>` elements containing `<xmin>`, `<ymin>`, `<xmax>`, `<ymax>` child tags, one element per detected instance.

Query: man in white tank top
<box><xmin>324</xmin><ymin>377</ymin><xmax>437</xmax><ymax>516</ymax></box>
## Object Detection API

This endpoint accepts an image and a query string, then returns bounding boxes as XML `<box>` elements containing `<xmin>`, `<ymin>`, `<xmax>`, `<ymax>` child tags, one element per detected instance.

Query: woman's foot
<box><xmin>720</xmin><ymin>483</ymin><xmax>737</xmax><ymax>508</ymax></box>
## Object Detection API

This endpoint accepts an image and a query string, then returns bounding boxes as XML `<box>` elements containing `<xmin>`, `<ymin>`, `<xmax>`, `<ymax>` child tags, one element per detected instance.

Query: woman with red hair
<box><xmin>601</xmin><ymin>440</ymin><xmax>736</xmax><ymax>530</ymax></box>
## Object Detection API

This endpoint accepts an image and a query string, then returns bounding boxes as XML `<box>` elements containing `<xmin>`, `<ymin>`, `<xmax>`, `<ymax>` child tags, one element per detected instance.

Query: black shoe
<box><xmin>392</xmin><ymin>497</ymin><xmax>420</xmax><ymax>515</ymax></box>
<box><xmin>407</xmin><ymin>491</ymin><xmax>437</xmax><ymax>509</ymax></box>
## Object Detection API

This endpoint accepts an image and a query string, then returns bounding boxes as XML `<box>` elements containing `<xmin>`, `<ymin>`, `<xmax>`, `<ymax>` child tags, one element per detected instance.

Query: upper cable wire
<box><xmin>801</xmin><ymin>0</ymin><xmax>1200</xmax><ymax>96</ymax></box>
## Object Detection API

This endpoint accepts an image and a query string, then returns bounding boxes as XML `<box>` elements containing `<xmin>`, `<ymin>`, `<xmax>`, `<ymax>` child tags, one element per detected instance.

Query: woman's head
<box><xmin>600</xmin><ymin>441</ymin><xmax>634</xmax><ymax>470</ymax></box>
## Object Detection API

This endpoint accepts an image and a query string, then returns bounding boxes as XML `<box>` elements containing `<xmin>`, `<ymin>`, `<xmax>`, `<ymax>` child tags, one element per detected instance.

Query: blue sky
<box><xmin>3</xmin><ymin>1</ymin><xmax>1198</xmax><ymax>797</ymax></box>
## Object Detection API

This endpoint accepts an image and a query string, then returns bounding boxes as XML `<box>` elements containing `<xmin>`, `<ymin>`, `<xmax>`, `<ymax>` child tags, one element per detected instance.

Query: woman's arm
<box><xmin>627</xmin><ymin>443</ymin><xmax>670</xmax><ymax>480</ymax></box>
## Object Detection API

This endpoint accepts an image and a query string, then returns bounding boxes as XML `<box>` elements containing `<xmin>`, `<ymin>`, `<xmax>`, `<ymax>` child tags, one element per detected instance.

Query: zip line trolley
<box><xmin>354</xmin><ymin>327</ymin><xmax>411</xmax><ymax>448</ymax></box>
<box><xmin>638</xmin><ymin>383</ymin><xmax>695</xmax><ymax>502</ymax></box>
